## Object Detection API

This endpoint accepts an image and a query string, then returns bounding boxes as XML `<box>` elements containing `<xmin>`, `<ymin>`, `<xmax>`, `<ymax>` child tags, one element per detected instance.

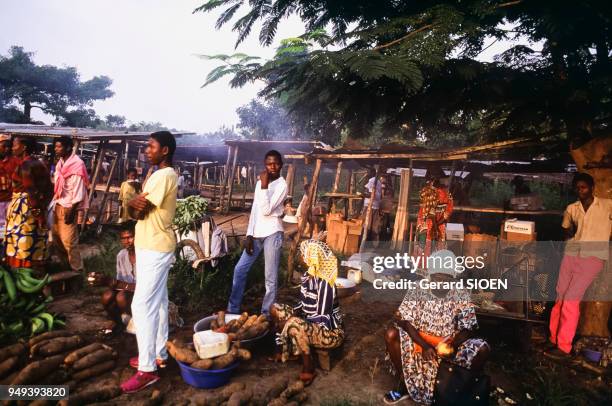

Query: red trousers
<box><xmin>549</xmin><ymin>255</ymin><xmax>604</xmax><ymax>353</ymax></box>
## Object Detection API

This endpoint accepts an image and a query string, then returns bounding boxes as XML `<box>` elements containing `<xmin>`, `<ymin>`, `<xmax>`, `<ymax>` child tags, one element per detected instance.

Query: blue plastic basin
<box><xmin>177</xmin><ymin>361</ymin><xmax>239</xmax><ymax>389</ymax></box>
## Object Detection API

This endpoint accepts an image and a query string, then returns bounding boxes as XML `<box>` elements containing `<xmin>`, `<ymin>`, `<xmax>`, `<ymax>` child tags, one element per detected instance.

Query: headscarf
<box><xmin>299</xmin><ymin>239</ymin><xmax>338</xmax><ymax>286</ymax></box>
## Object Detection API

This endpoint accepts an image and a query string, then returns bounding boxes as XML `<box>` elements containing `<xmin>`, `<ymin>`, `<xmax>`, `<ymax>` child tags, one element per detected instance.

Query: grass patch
<box><xmin>82</xmin><ymin>232</ymin><xmax>121</xmax><ymax>277</ymax></box>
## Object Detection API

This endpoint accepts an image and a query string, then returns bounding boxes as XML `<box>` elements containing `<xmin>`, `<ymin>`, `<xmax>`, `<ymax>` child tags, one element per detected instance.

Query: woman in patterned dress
<box><xmin>4</xmin><ymin>160</ymin><xmax>53</xmax><ymax>269</ymax></box>
<box><xmin>417</xmin><ymin>168</ymin><xmax>454</xmax><ymax>256</ymax></box>
<box><xmin>270</xmin><ymin>239</ymin><xmax>344</xmax><ymax>385</ymax></box>
<box><xmin>383</xmin><ymin>250</ymin><xmax>489</xmax><ymax>405</ymax></box>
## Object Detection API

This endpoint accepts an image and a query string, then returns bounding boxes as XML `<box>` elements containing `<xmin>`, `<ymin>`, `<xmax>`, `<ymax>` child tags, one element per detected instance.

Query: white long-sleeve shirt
<box><xmin>247</xmin><ymin>177</ymin><xmax>288</xmax><ymax>238</ymax></box>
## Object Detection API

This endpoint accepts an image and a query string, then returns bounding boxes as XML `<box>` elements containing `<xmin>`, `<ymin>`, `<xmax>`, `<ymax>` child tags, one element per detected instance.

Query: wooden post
<box><xmin>331</xmin><ymin>161</ymin><xmax>343</xmax><ymax>213</ymax></box>
<box><xmin>82</xmin><ymin>140</ymin><xmax>108</xmax><ymax>231</ymax></box>
<box><xmin>392</xmin><ymin>164</ymin><xmax>413</xmax><ymax>250</ymax></box>
<box><xmin>348</xmin><ymin>169</ymin><xmax>355</xmax><ymax>217</ymax></box>
<box><xmin>213</xmin><ymin>166</ymin><xmax>219</xmax><ymax>205</ymax></box>
<box><xmin>448</xmin><ymin>160</ymin><xmax>457</xmax><ymax>191</ymax></box>
<box><xmin>219</xmin><ymin>145</ymin><xmax>234</xmax><ymax>210</ymax></box>
<box><xmin>94</xmin><ymin>145</ymin><xmax>121</xmax><ymax>233</ymax></box>
<box><xmin>288</xmin><ymin>159</ymin><xmax>322</xmax><ymax>284</ymax></box>
<box><xmin>225</xmin><ymin>146</ymin><xmax>239</xmax><ymax>213</ymax></box>
<box><xmin>360</xmin><ymin>165</ymin><xmax>379</xmax><ymax>251</ymax></box>
<box><xmin>285</xmin><ymin>163</ymin><xmax>295</xmax><ymax>198</ymax></box>
<box><xmin>241</xmin><ymin>162</ymin><xmax>249</xmax><ymax>208</ymax></box>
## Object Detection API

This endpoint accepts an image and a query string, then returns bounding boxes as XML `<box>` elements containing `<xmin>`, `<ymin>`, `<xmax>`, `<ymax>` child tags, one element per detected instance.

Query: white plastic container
<box><xmin>193</xmin><ymin>330</ymin><xmax>230</xmax><ymax>359</ymax></box>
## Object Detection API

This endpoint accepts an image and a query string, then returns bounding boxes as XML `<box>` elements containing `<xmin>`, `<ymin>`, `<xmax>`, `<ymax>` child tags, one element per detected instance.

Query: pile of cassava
<box><xmin>167</xmin><ymin>339</ymin><xmax>251</xmax><ymax>370</ymax></box>
<box><xmin>211</xmin><ymin>311</ymin><xmax>269</xmax><ymax>342</ymax></box>
<box><xmin>0</xmin><ymin>331</ymin><xmax>117</xmax><ymax>394</ymax></box>
<box><xmin>190</xmin><ymin>379</ymin><xmax>308</xmax><ymax>406</ymax></box>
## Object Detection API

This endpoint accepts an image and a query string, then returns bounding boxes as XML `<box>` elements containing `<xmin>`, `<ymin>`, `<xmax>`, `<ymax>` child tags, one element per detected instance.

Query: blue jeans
<box><xmin>227</xmin><ymin>231</ymin><xmax>283</xmax><ymax>316</ymax></box>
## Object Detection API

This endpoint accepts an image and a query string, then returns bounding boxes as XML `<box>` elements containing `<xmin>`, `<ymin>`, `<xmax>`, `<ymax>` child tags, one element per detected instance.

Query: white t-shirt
<box><xmin>562</xmin><ymin>197</ymin><xmax>612</xmax><ymax>260</ymax></box>
<box><xmin>116</xmin><ymin>248</ymin><xmax>136</xmax><ymax>284</ymax></box>
<box><xmin>363</xmin><ymin>177</ymin><xmax>383</xmax><ymax>210</ymax></box>
<box><xmin>247</xmin><ymin>177</ymin><xmax>288</xmax><ymax>238</ymax></box>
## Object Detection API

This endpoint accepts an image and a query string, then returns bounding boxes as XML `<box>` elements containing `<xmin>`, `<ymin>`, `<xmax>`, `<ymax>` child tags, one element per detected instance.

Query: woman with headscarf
<box><xmin>382</xmin><ymin>250</ymin><xmax>489</xmax><ymax>405</ymax></box>
<box><xmin>270</xmin><ymin>239</ymin><xmax>344</xmax><ymax>385</ymax></box>
<box><xmin>5</xmin><ymin>160</ymin><xmax>53</xmax><ymax>269</ymax></box>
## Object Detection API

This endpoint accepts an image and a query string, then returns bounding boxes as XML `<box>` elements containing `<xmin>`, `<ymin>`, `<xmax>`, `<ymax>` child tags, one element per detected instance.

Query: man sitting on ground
<box><xmin>101</xmin><ymin>222</ymin><xmax>136</xmax><ymax>330</ymax></box>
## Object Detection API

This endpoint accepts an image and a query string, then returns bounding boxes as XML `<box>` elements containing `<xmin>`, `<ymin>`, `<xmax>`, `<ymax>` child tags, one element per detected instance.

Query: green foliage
<box><xmin>82</xmin><ymin>233</ymin><xmax>122</xmax><ymax>278</ymax></box>
<box><xmin>174</xmin><ymin>196</ymin><xmax>209</xmax><ymax>235</ymax></box>
<box><xmin>526</xmin><ymin>365</ymin><xmax>587</xmax><ymax>406</ymax></box>
<box><xmin>196</xmin><ymin>0</ymin><xmax>612</xmax><ymax>145</ymax></box>
<box><xmin>0</xmin><ymin>46</ymin><xmax>113</xmax><ymax>125</ymax></box>
<box><xmin>168</xmin><ymin>247</ymin><xmax>270</xmax><ymax>313</ymax></box>
<box><xmin>468</xmin><ymin>179</ymin><xmax>513</xmax><ymax>207</ymax></box>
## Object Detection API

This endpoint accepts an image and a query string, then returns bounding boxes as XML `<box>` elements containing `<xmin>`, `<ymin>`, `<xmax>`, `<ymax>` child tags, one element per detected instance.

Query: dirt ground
<box><xmin>47</xmin><ymin>278</ymin><xmax>611</xmax><ymax>406</ymax></box>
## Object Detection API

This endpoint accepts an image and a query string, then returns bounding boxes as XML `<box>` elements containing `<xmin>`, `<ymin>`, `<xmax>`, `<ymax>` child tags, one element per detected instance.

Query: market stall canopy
<box><xmin>0</xmin><ymin>122</ymin><xmax>192</xmax><ymax>144</ymax></box>
<box><xmin>306</xmin><ymin>137</ymin><xmax>573</xmax><ymax>173</ymax></box>
<box><xmin>225</xmin><ymin>139</ymin><xmax>330</xmax><ymax>161</ymax></box>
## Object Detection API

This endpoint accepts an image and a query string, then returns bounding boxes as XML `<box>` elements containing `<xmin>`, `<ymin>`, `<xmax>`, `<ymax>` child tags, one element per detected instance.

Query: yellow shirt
<box><xmin>135</xmin><ymin>167</ymin><xmax>178</xmax><ymax>253</ymax></box>
<box><xmin>562</xmin><ymin>197</ymin><xmax>612</xmax><ymax>260</ymax></box>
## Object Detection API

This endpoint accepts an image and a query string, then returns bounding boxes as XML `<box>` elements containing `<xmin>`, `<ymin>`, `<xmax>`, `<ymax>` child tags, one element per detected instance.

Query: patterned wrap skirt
<box><xmin>272</xmin><ymin>303</ymin><xmax>344</xmax><ymax>362</ymax></box>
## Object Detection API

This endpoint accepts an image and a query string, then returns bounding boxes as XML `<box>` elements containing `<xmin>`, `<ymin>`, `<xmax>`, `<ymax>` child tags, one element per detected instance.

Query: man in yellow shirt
<box><xmin>121</xmin><ymin>131</ymin><xmax>178</xmax><ymax>393</ymax></box>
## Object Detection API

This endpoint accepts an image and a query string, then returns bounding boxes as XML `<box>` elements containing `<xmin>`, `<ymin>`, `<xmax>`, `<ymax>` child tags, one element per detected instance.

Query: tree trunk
<box><xmin>23</xmin><ymin>100</ymin><xmax>32</xmax><ymax>122</ymax></box>
<box><xmin>571</xmin><ymin>136</ymin><xmax>612</xmax><ymax>338</ymax></box>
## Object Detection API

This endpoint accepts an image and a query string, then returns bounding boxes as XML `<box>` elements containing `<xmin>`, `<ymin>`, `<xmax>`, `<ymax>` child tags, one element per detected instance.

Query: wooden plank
<box><xmin>82</xmin><ymin>140</ymin><xmax>108</xmax><ymax>231</ymax></box>
<box><xmin>453</xmin><ymin>206</ymin><xmax>563</xmax><ymax>215</ymax></box>
<box><xmin>94</xmin><ymin>143</ymin><xmax>122</xmax><ymax>232</ymax></box>
<box><xmin>288</xmin><ymin>159</ymin><xmax>322</xmax><ymax>284</ymax></box>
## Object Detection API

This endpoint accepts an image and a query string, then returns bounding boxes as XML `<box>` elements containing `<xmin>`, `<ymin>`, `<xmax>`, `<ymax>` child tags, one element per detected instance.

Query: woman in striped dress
<box><xmin>270</xmin><ymin>239</ymin><xmax>344</xmax><ymax>385</ymax></box>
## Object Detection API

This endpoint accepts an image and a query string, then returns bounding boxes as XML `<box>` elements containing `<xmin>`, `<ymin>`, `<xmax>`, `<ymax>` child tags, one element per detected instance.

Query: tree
<box><xmin>0</xmin><ymin>46</ymin><xmax>113</xmax><ymax>124</ymax></box>
<box><xmin>196</xmin><ymin>0</ymin><xmax>612</xmax><ymax>145</ymax></box>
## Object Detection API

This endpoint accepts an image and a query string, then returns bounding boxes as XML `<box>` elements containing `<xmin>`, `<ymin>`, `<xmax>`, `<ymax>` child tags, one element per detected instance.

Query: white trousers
<box><xmin>132</xmin><ymin>248</ymin><xmax>174</xmax><ymax>372</ymax></box>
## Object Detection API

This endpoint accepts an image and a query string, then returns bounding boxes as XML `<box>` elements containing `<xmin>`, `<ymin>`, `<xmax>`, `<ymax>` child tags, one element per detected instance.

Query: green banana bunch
<box><xmin>15</xmin><ymin>269</ymin><xmax>49</xmax><ymax>294</ymax></box>
<box><xmin>0</xmin><ymin>269</ymin><xmax>17</xmax><ymax>302</ymax></box>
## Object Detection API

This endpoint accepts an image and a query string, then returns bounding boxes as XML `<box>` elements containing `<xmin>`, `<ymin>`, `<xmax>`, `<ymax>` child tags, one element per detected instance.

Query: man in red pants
<box><xmin>548</xmin><ymin>172</ymin><xmax>611</xmax><ymax>356</ymax></box>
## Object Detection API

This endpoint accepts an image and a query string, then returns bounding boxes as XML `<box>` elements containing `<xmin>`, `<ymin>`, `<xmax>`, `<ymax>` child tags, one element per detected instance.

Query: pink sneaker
<box><xmin>121</xmin><ymin>371</ymin><xmax>160</xmax><ymax>393</ymax></box>
<box><xmin>129</xmin><ymin>356</ymin><xmax>167</xmax><ymax>369</ymax></box>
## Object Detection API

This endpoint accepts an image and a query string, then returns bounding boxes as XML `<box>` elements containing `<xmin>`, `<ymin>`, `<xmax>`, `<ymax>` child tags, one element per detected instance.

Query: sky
<box><xmin>0</xmin><ymin>0</ymin><xmax>304</xmax><ymax>133</ymax></box>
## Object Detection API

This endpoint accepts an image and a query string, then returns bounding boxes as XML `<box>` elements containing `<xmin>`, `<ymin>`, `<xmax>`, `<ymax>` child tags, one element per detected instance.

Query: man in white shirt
<box><xmin>548</xmin><ymin>172</ymin><xmax>611</xmax><ymax>356</ymax></box>
<box><xmin>227</xmin><ymin>150</ymin><xmax>287</xmax><ymax>317</ymax></box>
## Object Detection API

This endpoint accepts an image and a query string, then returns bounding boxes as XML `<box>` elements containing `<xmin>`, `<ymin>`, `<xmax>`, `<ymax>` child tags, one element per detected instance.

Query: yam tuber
<box><xmin>217</xmin><ymin>311</ymin><xmax>226</xmax><ymax>327</ymax></box>
<box><xmin>231</xmin><ymin>312</ymin><xmax>249</xmax><ymax>332</ymax></box>
<box><xmin>225</xmin><ymin>319</ymin><xmax>238</xmax><ymax>333</ymax></box>
<box><xmin>57</xmin><ymin>384</ymin><xmax>120</xmax><ymax>406</ymax></box>
<box><xmin>36</xmin><ymin>336</ymin><xmax>83</xmax><ymax>357</ymax></box>
<box><xmin>11</xmin><ymin>354</ymin><xmax>64</xmax><ymax>385</ymax></box>
<box><xmin>28</xmin><ymin>331</ymin><xmax>72</xmax><ymax>349</ymax></box>
<box><xmin>211</xmin><ymin>348</ymin><xmax>238</xmax><ymax>370</ymax></box>
<box><xmin>235</xmin><ymin>348</ymin><xmax>251</xmax><ymax>361</ymax></box>
<box><xmin>0</xmin><ymin>342</ymin><xmax>26</xmax><ymax>363</ymax></box>
<box><xmin>210</xmin><ymin>319</ymin><xmax>219</xmax><ymax>330</ymax></box>
<box><xmin>281</xmin><ymin>380</ymin><xmax>305</xmax><ymax>399</ymax></box>
<box><xmin>64</xmin><ymin>343</ymin><xmax>105</xmax><ymax>365</ymax></box>
<box><xmin>71</xmin><ymin>360</ymin><xmax>115</xmax><ymax>382</ymax></box>
<box><xmin>227</xmin><ymin>388</ymin><xmax>253</xmax><ymax>406</ymax></box>
<box><xmin>235</xmin><ymin>315</ymin><xmax>257</xmax><ymax>336</ymax></box>
<box><xmin>72</xmin><ymin>348</ymin><xmax>116</xmax><ymax>370</ymax></box>
<box><xmin>191</xmin><ymin>358</ymin><xmax>214</xmax><ymax>370</ymax></box>
<box><xmin>191</xmin><ymin>382</ymin><xmax>245</xmax><ymax>406</ymax></box>
<box><xmin>0</xmin><ymin>355</ymin><xmax>20</xmax><ymax>378</ymax></box>
<box><xmin>237</xmin><ymin>321</ymin><xmax>269</xmax><ymax>341</ymax></box>
<box><xmin>166</xmin><ymin>341</ymin><xmax>198</xmax><ymax>364</ymax></box>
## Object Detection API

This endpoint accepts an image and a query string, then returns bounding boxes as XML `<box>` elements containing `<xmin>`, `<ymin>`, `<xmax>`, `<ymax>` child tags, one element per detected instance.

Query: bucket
<box><xmin>177</xmin><ymin>361</ymin><xmax>239</xmax><ymax>389</ymax></box>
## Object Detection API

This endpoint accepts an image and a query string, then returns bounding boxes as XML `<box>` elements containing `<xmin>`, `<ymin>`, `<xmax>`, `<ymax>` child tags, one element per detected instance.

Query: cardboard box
<box><xmin>446</xmin><ymin>223</ymin><xmax>465</xmax><ymax>241</ymax></box>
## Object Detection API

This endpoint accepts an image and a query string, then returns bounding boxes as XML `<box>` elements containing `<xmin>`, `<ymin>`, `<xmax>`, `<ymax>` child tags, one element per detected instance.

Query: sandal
<box><xmin>383</xmin><ymin>390</ymin><xmax>409</xmax><ymax>404</ymax></box>
<box><xmin>299</xmin><ymin>371</ymin><xmax>316</xmax><ymax>386</ymax></box>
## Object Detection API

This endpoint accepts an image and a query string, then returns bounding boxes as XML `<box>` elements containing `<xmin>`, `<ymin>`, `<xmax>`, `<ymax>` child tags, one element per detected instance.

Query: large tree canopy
<box><xmin>0</xmin><ymin>46</ymin><xmax>113</xmax><ymax>125</ymax></box>
<box><xmin>196</xmin><ymin>0</ymin><xmax>612</xmax><ymax>146</ymax></box>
